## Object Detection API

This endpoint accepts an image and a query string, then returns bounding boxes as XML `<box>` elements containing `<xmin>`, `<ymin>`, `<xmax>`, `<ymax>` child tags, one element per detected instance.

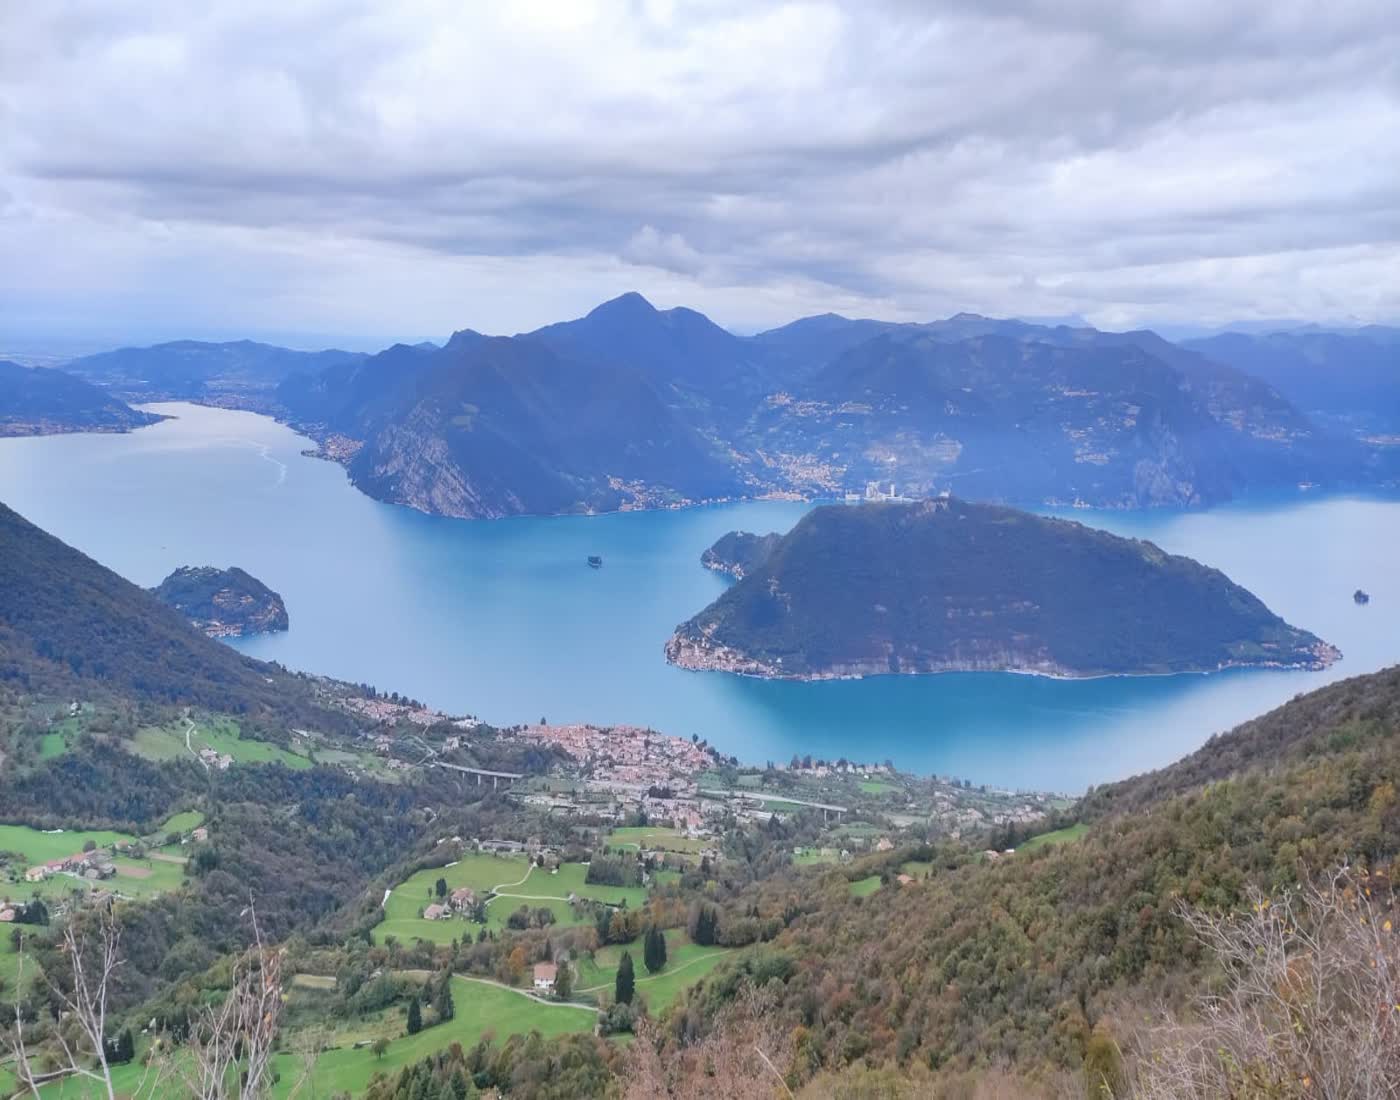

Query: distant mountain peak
<box><xmin>588</xmin><ymin>291</ymin><xmax>658</xmax><ymax>318</ymax></box>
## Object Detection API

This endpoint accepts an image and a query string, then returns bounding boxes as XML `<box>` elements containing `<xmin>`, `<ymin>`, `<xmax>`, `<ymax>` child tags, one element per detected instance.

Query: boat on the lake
<box><xmin>587</xmin><ymin>555</ymin><xmax>603</xmax><ymax>569</ymax></box>
<box><xmin>1354</xmin><ymin>589</ymin><xmax>1371</xmax><ymax>605</ymax></box>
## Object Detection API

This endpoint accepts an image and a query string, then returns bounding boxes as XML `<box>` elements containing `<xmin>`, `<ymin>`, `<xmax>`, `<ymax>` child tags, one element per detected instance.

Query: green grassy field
<box><xmin>606</xmin><ymin>826</ymin><xmax>705</xmax><ymax>855</ymax></box>
<box><xmin>857</xmin><ymin>778</ymin><xmax>898</xmax><ymax>794</ymax></box>
<box><xmin>848</xmin><ymin>875</ymin><xmax>882</xmax><ymax>897</ymax></box>
<box><xmin>269</xmin><ymin>977</ymin><xmax>595</xmax><ymax>1098</ymax></box>
<box><xmin>1020</xmin><ymin>823</ymin><xmax>1089</xmax><ymax>851</ymax></box>
<box><xmin>376</xmin><ymin>856</ymin><xmax>652</xmax><ymax>946</ymax></box>
<box><xmin>156</xmin><ymin>810</ymin><xmax>204</xmax><ymax>835</ymax></box>
<box><xmin>574</xmin><ymin>935</ymin><xmax>733</xmax><ymax>1011</ymax></box>
<box><xmin>130</xmin><ymin>717</ymin><xmax>312</xmax><ymax>771</ymax></box>
<box><xmin>0</xmin><ymin>823</ymin><xmax>188</xmax><ymax>902</ymax></box>
<box><xmin>375</xmin><ymin>852</ymin><xmax>536</xmax><ymax>944</ymax></box>
<box><xmin>0</xmin><ymin>823</ymin><xmax>137</xmax><ymax>865</ymax></box>
<box><xmin>793</xmin><ymin>849</ymin><xmax>840</xmax><ymax>866</ymax></box>
<box><xmin>900</xmin><ymin>860</ymin><xmax>933</xmax><ymax>879</ymax></box>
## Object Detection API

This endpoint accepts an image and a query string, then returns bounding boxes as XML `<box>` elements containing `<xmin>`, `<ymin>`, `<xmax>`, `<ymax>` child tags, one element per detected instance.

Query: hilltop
<box><xmin>667</xmin><ymin>499</ymin><xmax>1336</xmax><ymax>679</ymax></box>
<box><xmin>150</xmin><ymin>565</ymin><xmax>289</xmax><ymax>637</ymax></box>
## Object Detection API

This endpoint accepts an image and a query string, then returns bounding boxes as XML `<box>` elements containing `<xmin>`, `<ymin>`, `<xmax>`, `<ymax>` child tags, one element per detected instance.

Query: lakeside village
<box><xmin>331</xmin><ymin>684</ymin><xmax>1065</xmax><ymax>863</ymax></box>
<box><xmin>1</xmin><ymin>684</ymin><xmax>1064</xmax><ymax>928</ymax></box>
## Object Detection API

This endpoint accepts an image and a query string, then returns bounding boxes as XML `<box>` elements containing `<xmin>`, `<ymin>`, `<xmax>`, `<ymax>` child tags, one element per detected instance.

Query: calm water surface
<box><xmin>2</xmin><ymin>402</ymin><xmax>1396</xmax><ymax>792</ymax></box>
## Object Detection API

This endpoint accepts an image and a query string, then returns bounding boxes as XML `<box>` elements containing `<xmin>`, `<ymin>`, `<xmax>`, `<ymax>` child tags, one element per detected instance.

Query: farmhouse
<box><xmin>24</xmin><ymin>866</ymin><xmax>48</xmax><ymax>883</ymax></box>
<box><xmin>449</xmin><ymin>887</ymin><xmax>477</xmax><ymax>911</ymax></box>
<box><xmin>423</xmin><ymin>903</ymin><xmax>449</xmax><ymax>921</ymax></box>
<box><xmin>532</xmin><ymin>963</ymin><xmax>557</xmax><ymax>993</ymax></box>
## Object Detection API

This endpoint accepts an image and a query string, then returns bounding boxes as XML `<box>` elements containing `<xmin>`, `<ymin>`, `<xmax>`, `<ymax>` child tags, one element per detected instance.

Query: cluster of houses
<box><xmin>423</xmin><ymin>886</ymin><xmax>479</xmax><ymax>922</ymax></box>
<box><xmin>25</xmin><ymin>849</ymin><xmax>117</xmax><ymax>883</ymax></box>
<box><xmin>198</xmin><ymin>747</ymin><xmax>235</xmax><ymax>770</ymax></box>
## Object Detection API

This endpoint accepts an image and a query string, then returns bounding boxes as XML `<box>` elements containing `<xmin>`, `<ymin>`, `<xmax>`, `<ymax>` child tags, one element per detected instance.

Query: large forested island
<box><xmin>150</xmin><ymin>565</ymin><xmax>289</xmax><ymax>637</ymax></box>
<box><xmin>667</xmin><ymin>498</ymin><xmax>1338</xmax><ymax>679</ymax></box>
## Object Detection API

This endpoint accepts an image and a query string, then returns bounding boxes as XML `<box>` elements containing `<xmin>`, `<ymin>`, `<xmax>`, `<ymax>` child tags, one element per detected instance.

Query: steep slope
<box><xmin>1184</xmin><ymin>326</ymin><xmax>1400</xmax><ymax>431</ymax></box>
<box><xmin>0</xmin><ymin>359</ymin><xmax>162</xmax><ymax>436</ymax></box>
<box><xmin>667</xmin><ymin>499</ymin><xmax>1335</xmax><ymax>678</ymax></box>
<box><xmin>674</xmin><ymin>662</ymin><xmax>1400</xmax><ymax>1083</ymax></box>
<box><xmin>750</xmin><ymin>328</ymin><xmax>1344</xmax><ymax>507</ymax></box>
<box><xmin>700</xmin><ymin>530</ymin><xmax>783</xmax><ymax>579</ymax></box>
<box><xmin>151</xmin><ymin>565</ymin><xmax>289</xmax><ymax>637</ymax></box>
<box><xmin>65</xmin><ymin>339</ymin><xmax>367</xmax><ymax>404</ymax></box>
<box><xmin>0</xmin><ymin>501</ymin><xmax>335</xmax><ymax>723</ymax></box>
<box><xmin>285</xmin><ymin>333</ymin><xmax>745</xmax><ymax>518</ymax></box>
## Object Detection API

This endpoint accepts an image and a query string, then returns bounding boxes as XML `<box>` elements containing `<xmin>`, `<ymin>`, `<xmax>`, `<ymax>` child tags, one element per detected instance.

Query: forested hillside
<box><xmin>655</xmin><ymin>662</ymin><xmax>1400</xmax><ymax>1091</ymax></box>
<box><xmin>669</xmin><ymin>499</ymin><xmax>1334</xmax><ymax>679</ymax></box>
<box><xmin>0</xmin><ymin>501</ymin><xmax>339</xmax><ymax>726</ymax></box>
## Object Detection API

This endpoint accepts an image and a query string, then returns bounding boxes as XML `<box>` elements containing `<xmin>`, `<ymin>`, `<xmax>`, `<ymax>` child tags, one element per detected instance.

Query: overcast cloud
<box><xmin>2</xmin><ymin>0</ymin><xmax>1397</xmax><ymax>349</ymax></box>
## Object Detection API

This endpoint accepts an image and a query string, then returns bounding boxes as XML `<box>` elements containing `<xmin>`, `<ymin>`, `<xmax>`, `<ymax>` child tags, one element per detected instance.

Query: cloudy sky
<box><xmin>2</xmin><ymin>0</ymin><xmax>1397</xmax><ymax>351</ymax></box>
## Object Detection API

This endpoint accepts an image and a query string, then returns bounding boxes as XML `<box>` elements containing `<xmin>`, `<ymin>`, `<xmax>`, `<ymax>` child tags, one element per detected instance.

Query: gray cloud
<box><xmin>1</xmin><ymin>0</ymin><xmax>1397</xmax><ymax>347</ymax></box>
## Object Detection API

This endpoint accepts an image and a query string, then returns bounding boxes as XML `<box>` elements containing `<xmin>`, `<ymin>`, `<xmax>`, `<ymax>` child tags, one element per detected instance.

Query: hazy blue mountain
<box><xmin>750</xmin><ymin>313</ymin><xmax>912</xmax><ymax>380</ymax></box>
<box><xmin>667</xmin><ymin>499</ymin><xmax>1337</xmax><ymax>679</ymax></box>
<box><xmin>0</xmin><ymin>359</ymin><xmax>163</xmax><ymax>436</ymax></box>
<box><xmin>526</xmin><ymin>291</ymin><xmax>770</xmax><ymax>402</ymax></box>
<box><xmin>280</xmin><ymin>330</ymin><xmax>743</xmax><ymax>518</ymax></box>
<box><xmin>1183</xmin><ymin>327</ymin><xmax>1400</xmax><ymax>431</ymax></box>
<box><xmin>57</xmin><ymin>296</ymin><xmax>1387</xmax><ymax>519</ymax></box>
<box><xmin>749</xmin><ymin>328</ymin><xmax>1348</xmax><ymax>508</ymax></box>
<box><xmin>64</xmin><ymin>339</ymin><xmax>367</xmax><ymax>403</ymax></box>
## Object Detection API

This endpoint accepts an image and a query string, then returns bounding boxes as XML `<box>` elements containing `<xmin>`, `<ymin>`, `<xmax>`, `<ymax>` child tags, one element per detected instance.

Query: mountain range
<box><xmin>28</xmin><ymin>296</ymin><xmax>1400</xmax><ymax>518</ymax></box>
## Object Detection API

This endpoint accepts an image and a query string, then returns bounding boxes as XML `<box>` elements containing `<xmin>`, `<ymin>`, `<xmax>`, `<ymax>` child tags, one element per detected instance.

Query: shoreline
<box><xmin>663</xmin><ymin>635</ymin><xmax>1342</xmax><ymax>684</ymax></box>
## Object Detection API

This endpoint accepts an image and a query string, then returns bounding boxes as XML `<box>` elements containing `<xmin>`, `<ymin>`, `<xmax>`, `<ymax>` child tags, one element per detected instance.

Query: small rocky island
<box><xmin>151</xmin><ymin>566</ymin><xmax>289</xmax><ymax>638</ymax></box>
<box><xmin>666</xmin><ymin>499</ymin><xmax>1339</xmax><ymax>680</ymax></box>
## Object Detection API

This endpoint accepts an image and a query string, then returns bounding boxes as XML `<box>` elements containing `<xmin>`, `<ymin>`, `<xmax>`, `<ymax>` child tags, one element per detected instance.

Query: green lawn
<box><xmin>0</xmin><ymin>823</ymin><xmax>137</xmax><ymax>866</ymax></box>
<box><xmin>793</xmin><ymin>849</ymin><xmax>840</xmax><ymax>866</ymax></box>
<box><xmin>270</xmin><ymin>978</ymin><xmax>595</xmax><ymax>1098</ymax></box>
<box><xmin>574</xmin><ymin>935</ymin><xmax>733</xmax><ymax>1012</ymax></box>
<box><xmin>156</xmin><ymin>810</ymin><xmax>205</xmax><ymax>835</ymax></box>
<box><xmin>130</xmin><ymin>718</ymin><xmax>312</xmax><ymax>771</ymax></box>
<box><xmin>606</xmin><ymin>827</ymin><xmax>705</xmax><ymax>855</ymax></box>
<box><xmin>848</xmin><ymin>875</ymin><xmax>882</xmax><ymax>897</ymax></box>
<box><xmin>857</xmin><ymin>779</ymin><xmax>898</xmax><ymax>795</ymax></box>
<box><xmin>900</xmin><ymin>860</ymin><xmax>933</xmax><ymax>879</ymax></box>
<box><xmin>376</xmin><ymin>857</ymin><xmax>650</xmax><ymax>946</ymax></box>
<box><xmin>1020</xmin><ymin>823</ymin><xmax>1089</xmax><ymax>851</ymax></box>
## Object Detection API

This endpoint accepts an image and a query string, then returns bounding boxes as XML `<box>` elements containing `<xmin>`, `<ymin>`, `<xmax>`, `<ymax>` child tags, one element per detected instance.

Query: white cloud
<box><xmin>0</xmin><ymin>0</ymin><xmax>1396</xmax><ymax>346</ymax></box>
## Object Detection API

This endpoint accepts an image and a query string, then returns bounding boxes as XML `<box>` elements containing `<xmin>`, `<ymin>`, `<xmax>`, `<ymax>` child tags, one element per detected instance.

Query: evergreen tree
<box><xmin>434</xmin><ymin>971</ymin><xmax>455</xmax><ymax>1022</ymax></box>
<box><xmin>614</xmin><ymin>950</ymin><xmax>635</xmax><ymax>1005</ymax></box>
<box><xmin>435</xmin><ymin>877</ymin><xmax>447</xmax><ymax>899</ymax></box>
<box><xmin>406</xmin><ymin>993</ymin><xmax>423</xmax><ymax>1035</ymax></box>
<box><xmin>553</xmin><ymin>960</ymin><xmax>572</xmax><ymax>1000</ymax></box>
<box><xmin>643</xmin><ymin>926</ymin><xmax>667</xmax><ymax>973</ymax></box>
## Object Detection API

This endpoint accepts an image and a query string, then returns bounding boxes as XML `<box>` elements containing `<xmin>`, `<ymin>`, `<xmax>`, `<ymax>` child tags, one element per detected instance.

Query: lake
<box><xmin>2</xmin><ymin>402</ymin><xmax>1396</xmax><ymax>792</ymax></box>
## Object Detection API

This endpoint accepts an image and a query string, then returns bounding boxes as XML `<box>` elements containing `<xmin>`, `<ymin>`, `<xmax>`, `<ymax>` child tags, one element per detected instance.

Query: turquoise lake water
<box><xmin>1</xmin><ymin>402</ymin><xmax>1396</xmax><ymax>792</ymax></box>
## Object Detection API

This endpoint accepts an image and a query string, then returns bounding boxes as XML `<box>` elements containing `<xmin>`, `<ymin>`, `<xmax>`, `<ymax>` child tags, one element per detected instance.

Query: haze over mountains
<box><xmin>24</xmin><ymin>293</ymin><xmax>1400</xmax><ymax>519</ymax></box>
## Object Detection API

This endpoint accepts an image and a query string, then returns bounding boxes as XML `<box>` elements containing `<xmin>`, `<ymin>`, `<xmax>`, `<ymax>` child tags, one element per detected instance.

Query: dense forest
<box><xmin>0</xmin><ymin>502</ymin><xmax>347</xmax><ymax>727</ymax></box>
<box><xmin>669</xmin><ymin>499</ymin><xmax>1334</xmax><ymax>678</ymax></box>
